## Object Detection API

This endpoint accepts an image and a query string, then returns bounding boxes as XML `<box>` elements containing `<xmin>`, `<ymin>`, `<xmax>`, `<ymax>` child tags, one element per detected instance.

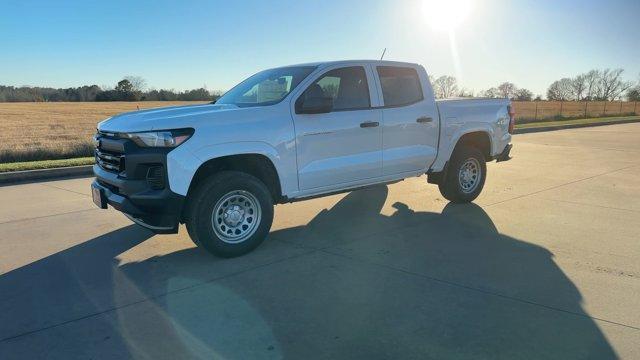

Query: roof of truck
<box><xmin>279</xmin><ymin>60</ymin><xmax>422</xmax><ymax>68</ymax></box>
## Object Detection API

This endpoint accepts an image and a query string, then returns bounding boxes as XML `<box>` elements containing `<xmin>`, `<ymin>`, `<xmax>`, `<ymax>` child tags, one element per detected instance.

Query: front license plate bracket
<box><xmin>92</xmin><ymin>185</ymin><xmax>107</xmax><ymax>209</ymax></box>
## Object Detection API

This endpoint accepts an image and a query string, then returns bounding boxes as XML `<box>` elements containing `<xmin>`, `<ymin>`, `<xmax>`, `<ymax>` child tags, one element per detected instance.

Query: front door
<box><xmin>293</xmin><ymin>65</ymin><xmax>382</xmax><ymax>191</ymax></box>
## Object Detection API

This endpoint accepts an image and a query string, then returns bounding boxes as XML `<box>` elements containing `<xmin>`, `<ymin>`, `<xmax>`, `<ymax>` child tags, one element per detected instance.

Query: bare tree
<box><xmin>547</xmin><ymin>78</ymin><xmax>574</xmax><ymax>100</ymax></box>
<box><xmin>432</xmin><ymin>75</ymin><xmax>458</xmax><ymax>98</ymax></box>
<box><xmin>497</xmin><ymin>82</ymin><xmax>517</xmax><ymax>99</ymax></box>
<box><xmin>124</xmin><ymin>76</ymin><xmax>148</xmax><ymax>93</ymax></box>
<box><xmin>481</xmin><ymin>87</ymin><xmax>500</xmax><ymax>98</ymax></box>
<box><xmin>428</xmin><ymin>75</ymin><xmax>436</xmax><ymax>86</ymax></box>
<box><xmin>583</xmin><ymin>70</ymin><xmax>601</xmax><ymax>100</ymax></box>
<box><xmin>571</xmin><ymin>74</ymin><xmax>587</xmax><ymax>100</ymax></box>
<box><xmin>457</xmin><ymin>88</ymin><xmax>475</xmax><ymax>97</ymax></box>
<box><xmin>598</xmin><ymin>68</ymin><xmax>633</xmax><ymax>100</ymax></box>
<box><xmin>514</xmin><ymin>88</ymin><xmax>533</xmax><ymax>101</ymax></box>
<box><xmin>629</xmin><ymin>74</ymin><xmax>640</xmax><ymax>102</ymax></box>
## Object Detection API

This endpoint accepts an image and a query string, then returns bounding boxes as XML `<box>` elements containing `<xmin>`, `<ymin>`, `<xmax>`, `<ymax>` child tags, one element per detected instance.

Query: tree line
<box><xmin>2</xmin><ymin>70</ymin><xmax>639</xmax><ymax>102</ymax></box>
<box><xmin>429</xmin><ymin>68</ymin><xmax>640</xmax><ymax>102</ymax></box>
<box><xmin>546</xmin><ymin>69</ymin><xmax>638</xmax><ymax>101</ymax></box>
<box><xmin>0</xmin><ymin>76</ymin><xmax>221</xmax><ymax>102</ymax></box>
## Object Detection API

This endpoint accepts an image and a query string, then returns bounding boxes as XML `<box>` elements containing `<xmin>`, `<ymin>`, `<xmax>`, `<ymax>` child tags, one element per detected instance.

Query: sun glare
<box><xmin>422</xmin><ymin>0</ymin><xmax>473</xmax><ymax>31</ymax></box>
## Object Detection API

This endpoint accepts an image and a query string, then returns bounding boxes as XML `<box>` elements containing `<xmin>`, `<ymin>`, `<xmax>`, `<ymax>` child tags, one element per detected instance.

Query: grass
<box><xmin>0</xmin><ymin>101</ymin><xmax>207</xmax><ymax>163</ymax></box>
<box><xmin>515</xmin><ymin>115</ymin><xmax>640</xmax><ymax>129</ymax></box>
<box><xmin>0</xmin><ymin>101</ymin><xmax>638</xmax><ymax>173</ymax></box>
<box><xmin>0</xmin><ymin>157</ymin><xmax>94</xmax><ymax>173</ymax></box>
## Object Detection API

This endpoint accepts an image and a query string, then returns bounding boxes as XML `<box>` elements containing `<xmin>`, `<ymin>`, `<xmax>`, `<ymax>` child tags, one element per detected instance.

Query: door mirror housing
<box><xmin>296</xmin><ymin>96</ymin><xmax>333</xmax><ymax>114</ymax></box>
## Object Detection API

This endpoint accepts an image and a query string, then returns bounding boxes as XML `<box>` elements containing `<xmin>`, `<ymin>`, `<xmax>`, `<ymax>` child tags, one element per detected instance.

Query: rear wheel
<box><xmin>185</xmin><ymin>171</ymin><xmax>274</xmax><ymax>257</ymax></box>
<box><xmin>438</xmin><ymin>145</ymin><xmax>486</xmax><ymax>203</ymax></box>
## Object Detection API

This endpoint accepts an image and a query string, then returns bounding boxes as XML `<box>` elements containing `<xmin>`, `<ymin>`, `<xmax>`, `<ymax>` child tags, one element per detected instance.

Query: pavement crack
<box><xmin>538</xmin><ymin>198</ymin><xmax>640</xmax><ymax>214</ymax></box>
<box><xmin>485</xmin><ymin>164</ymin><xmax>640</xmax><ymax>207</ymax></box>
<box><xmin>0</xmin><ymin>208</ymin><xmax>100</xmax><ymax>225</ymax></box>
<box><xmin>513</xmin><ymin>142</ymin><xmax>640</xmax><ymax>154</ymax></box>
<box><xmin>40</xmin><ymin>183</ymin><xmax>91</xmax><ymax>198</ymax></box>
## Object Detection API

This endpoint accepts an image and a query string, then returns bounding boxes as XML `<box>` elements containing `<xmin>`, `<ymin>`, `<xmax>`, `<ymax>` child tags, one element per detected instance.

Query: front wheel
<box><xmin>185</xmin><ymin>171</ymin><xmax>274</xmax><ymax>258</ymax></box>
<box><xmin>438</xmin><ymin>145</ymin><xmax>487</xmax><ymax>203</ymax></box>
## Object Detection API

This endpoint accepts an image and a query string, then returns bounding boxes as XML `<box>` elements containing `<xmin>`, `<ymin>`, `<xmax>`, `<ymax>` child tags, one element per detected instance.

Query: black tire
<box><xmin>438</xmin><ymin>145</ymin><xmax>487</xmax><ymax>203</ymax></box>
<box><xmin>185</xmin><ymin>171</ymin><xmax>274</xmax><ymax>258</ymax></box>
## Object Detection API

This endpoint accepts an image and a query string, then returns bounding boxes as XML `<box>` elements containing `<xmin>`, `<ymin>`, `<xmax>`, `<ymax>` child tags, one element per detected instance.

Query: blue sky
<box><xmin>1</xmin><ymin>0</ymin><xmax>639</xmax><ymax>96</ymax></box>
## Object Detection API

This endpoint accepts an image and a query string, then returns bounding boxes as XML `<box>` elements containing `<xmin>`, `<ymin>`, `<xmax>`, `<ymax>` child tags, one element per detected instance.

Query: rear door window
<box><xmin>377</xmin><ymin>66</ymin><xmax>424</xmax><ymax>107</ymax></box>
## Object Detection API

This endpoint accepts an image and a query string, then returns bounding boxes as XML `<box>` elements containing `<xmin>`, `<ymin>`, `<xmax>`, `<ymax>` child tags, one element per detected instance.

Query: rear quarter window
<box><xmin>377</xmin><ymin>66</ymin><xmax>424</xmax><ymax>107</ymax></box>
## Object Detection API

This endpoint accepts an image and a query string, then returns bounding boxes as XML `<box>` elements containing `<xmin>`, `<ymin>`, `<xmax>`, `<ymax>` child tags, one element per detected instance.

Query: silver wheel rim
<box><xmin>458</xmin><ymin>158</ymin><xmax>481</xmax><ymax>194</ymax></box>
<box><xmin>211</xmin><ymin>190</ymin><xmax>261</xmax><ymax>244</ymax></box>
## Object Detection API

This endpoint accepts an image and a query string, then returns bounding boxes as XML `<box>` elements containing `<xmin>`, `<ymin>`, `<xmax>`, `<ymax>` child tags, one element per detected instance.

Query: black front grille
<box><xmin>146</xmin><ymin>166</ymin><xmax>165</xmax><ymax>190</ymax></box>
<box><xmin>95</xmin><ymin>149</ymin><xmax>123</xmax><ymax>172</ymax></box>
<box><xmin>95</xmin><ymin>133</ymin><xmax>125</xmax><ymax>174</ymax></box>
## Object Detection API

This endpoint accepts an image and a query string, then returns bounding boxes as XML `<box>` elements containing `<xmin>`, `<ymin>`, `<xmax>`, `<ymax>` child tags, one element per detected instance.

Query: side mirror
<box><xmin>297</xmin><ymin>96</ymin><xmax>333</xmax><ymax>114</ymax></box>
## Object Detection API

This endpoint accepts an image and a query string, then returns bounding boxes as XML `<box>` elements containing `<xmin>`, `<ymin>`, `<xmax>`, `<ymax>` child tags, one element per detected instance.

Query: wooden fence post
<box><xmin>619</xmin><ymin>101</ymin><xmax>623</xmax><ymax>115</ymax></box>
<box><xmin>635</xmin><ymin>101</ymin><xmax>638</xmax><ymax>115</ymax></box>
<box><xmin>584</xmin><ymin>101</ymin><xmax>588</xmax><ymax>118</ymax></box>
<box><xmin>603</xmin><ymin>101</ymin><xmax>607</xmax><ymax>116</ymax></box>
<box><xmin>559</xmin><ymin>101</ymin><xmax>563</xmax><ymax>117</ymax></box>
<box><xmin>534</xmin><ymin>101</ymin><xmax>538</xmax><ymax>120</ymax></box>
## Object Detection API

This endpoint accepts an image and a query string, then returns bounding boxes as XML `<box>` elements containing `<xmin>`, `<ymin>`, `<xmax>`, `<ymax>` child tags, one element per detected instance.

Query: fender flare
<box><xmin>450</xmin><ymin>127</ymin><xmax>494</xmax><ymax>155</ymax></box>
<box><xmin>179</xmin><ymin>141</ymin><xmax>289</xmax><ymax>196</ymax></box>
<box><xmin>432</xmin><ymin>124</ymin><xmax>494</xmax><ymax>172</ymax></box>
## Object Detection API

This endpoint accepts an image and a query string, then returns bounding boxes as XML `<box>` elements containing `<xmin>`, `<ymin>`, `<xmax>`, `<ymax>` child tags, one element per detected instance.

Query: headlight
<box><xmin>124</xmin><ymin>128</ymin><xmax>194</xmax><ymax>148</ymax></box>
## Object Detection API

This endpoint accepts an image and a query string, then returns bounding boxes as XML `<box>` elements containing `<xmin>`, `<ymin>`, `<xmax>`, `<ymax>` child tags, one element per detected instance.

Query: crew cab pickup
<box><xmin>92</xmin><ymin>60</ymin><xmax>513</xmax><ymax>257</ymax></box>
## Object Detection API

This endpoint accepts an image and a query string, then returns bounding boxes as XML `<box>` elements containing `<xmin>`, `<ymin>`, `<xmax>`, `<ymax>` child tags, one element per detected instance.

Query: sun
<box><xmin>422</xmin><ymin>0</ymin><xmax>474</xmax><ymax>31</ymax></box>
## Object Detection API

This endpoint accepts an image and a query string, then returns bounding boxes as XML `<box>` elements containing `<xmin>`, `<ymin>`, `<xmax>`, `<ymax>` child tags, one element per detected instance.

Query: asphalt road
<box><xmin>1</xmin><ymin>123</ymin><xmax>639</xmax><ymax>359</ymax></box>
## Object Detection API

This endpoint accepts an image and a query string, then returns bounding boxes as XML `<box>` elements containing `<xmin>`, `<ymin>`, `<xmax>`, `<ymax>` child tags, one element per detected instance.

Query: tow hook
<box><xmin>496</xmin><ymin>144</ymin><xmax>513</xmax><ymax>162</ymax></box>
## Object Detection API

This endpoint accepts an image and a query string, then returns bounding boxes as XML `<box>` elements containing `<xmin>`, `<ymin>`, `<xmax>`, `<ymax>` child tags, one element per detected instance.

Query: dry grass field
<box><xmin>0</xmin><ymin>100</ymin><xmax>637</xmax><ymax>164</ymax></box>
<box><xmin>0</xmin><ymin>101</ymin><xmax>207</xmax><ymax>163</ymax></box>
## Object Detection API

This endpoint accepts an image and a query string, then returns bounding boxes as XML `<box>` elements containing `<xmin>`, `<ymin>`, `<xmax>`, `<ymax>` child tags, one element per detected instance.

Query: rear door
<box><xmin>374</xmin><ymin>65</ymin><xmax>440</xmax><ymax>175</ymax></box>
<box><xmin>292</xmin><ymin>65</ymin><xmax>382</xmax><ymax>190</ymax></box>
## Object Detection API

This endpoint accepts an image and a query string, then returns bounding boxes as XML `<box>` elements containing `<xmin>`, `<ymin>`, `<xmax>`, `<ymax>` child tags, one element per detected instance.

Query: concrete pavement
<box><xmin>1</xmin><ymin>123</ymin><xmax>639</xmax><ymax>359</ymax></box>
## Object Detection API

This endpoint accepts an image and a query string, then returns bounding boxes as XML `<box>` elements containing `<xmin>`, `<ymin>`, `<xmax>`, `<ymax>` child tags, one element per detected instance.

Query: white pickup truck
<box><xmin>92</xmin><ymin>60</ymin><xmax>513</xmax><ymax>257</ymax></box>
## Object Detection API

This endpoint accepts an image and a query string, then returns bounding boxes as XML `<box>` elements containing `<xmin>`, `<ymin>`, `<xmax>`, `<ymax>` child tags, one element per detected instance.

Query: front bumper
<box><xmin>92</xmin><ymin>178</ymin><xmax>183</xmax><ymax>234</ymax></box>
<box><xmin>91</xmin><ymin>138</ymin><xmax>185</xmax><ymax>233</ymax></box>
<box><xmin>92</xmin><ymin>169</ymin><xmax>184</xmax><ymax>233</ymax></box>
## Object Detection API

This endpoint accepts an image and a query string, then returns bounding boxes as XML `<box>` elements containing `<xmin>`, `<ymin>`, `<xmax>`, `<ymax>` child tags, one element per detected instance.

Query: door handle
<box><xmin>417</xmin><ymin>116</ymin><xmax>433</xmax><ymax>123</ymax></box>
<box><xmin>360</xmin><ymin>121</ymin><xmax>379</xmax><ymax>128</ymax></box>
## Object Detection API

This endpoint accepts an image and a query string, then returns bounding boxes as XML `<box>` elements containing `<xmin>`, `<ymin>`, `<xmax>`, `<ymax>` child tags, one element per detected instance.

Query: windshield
<box><xmin>216</xmin><ymin>66</ymin><xmax>317</xmax><ymax>107</ymax></box>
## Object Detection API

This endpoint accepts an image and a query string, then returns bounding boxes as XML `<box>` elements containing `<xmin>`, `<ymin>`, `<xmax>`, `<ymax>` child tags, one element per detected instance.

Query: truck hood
<box><xmin>97</xmin><ymin>103</ymin><xmax>242</xmax><ymax>133</ymax></box>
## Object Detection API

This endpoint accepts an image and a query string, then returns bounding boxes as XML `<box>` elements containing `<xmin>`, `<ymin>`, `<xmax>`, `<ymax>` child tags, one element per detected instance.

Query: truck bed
<box><xmin>429</xmin><ymin>97</ymin><xmax>512</xmax><ymax>172</ymax></box>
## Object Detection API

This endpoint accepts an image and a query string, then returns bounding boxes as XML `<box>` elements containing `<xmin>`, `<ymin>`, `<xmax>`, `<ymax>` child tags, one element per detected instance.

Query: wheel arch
<box><xmin>186</xmin><ymin>153</ymin><xmax>283</xmax><ymax>204</ymax></box>
<box><xmin>454</xmin><ymin>130</ymin><xmax>493</xmax><ymax>160</ymax></box>
<box><xmin>428</xmin><ymin>129</ymin><xmax>492</xmax><ymax>185</ymax></box>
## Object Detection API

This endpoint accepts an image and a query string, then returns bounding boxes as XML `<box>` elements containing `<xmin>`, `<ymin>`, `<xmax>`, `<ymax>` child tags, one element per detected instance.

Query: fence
<box><xmin>512</xmin><ymin>101</ymin><xmax>639</xmax><ymax>123</ymax></box>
